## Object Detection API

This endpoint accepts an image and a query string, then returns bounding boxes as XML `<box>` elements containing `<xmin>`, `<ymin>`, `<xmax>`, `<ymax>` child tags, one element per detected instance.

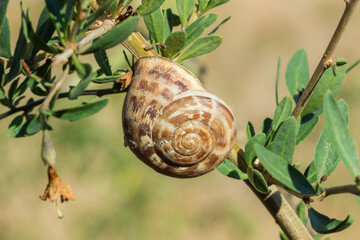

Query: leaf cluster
<box><xmin>218</xmin><ymin>49</ymin><xmax>360</xmax><ymax>236</ymax></box>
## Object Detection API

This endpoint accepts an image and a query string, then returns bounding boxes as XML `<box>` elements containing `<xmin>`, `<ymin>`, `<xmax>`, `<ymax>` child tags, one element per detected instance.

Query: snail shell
<box><xmin>122</xmin><ymin>56</ymin><xmax>236</xmax><ymax>178</ymax></box>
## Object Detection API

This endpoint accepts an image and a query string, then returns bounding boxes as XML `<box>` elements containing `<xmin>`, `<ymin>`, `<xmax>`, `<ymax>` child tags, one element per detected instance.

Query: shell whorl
<box><xmin>122</xmin><ymin>56</ymin><xmax>236</xmax><ymax>178</ymax></box>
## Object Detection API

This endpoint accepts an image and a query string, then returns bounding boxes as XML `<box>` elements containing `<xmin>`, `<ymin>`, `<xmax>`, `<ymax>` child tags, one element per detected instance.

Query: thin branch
<box><xmin>320</xmin><ymin>184</ymin><xmax>360</xmax><ymax>200</ymax></box>
<box><xmin>52</xmin><ymin>19</ymin><xmax>115</xmax><ymax>66</ymax></box>
<box><xmin>292</xmin><ymin>0</ymin><xmax>359</xmax><ymax>119</ymax></box>
<box><xmin>0</xmin><ymin>88</ymin><xmax>126</xmax><ymax>120</ymax></box>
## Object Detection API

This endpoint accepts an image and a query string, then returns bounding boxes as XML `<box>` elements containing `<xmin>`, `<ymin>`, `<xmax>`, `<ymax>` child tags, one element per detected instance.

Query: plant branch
<box><xmin>52</xmin><ymin>19</ymin><xmax>115</xmax><ymax>66</ymax></box>
<box><xmin>0</xmin><ymin>87</ymin><xmax>125</xmax><ymax>120</ymax></box>
<box><xmin>320</xmin><ymin>184</ymin><xmax>360</xmax><ymax>200</ymax></box>
<box><xmin>292</xmin><ymin>0</ymin><xmax>359</xmax><ymax>119</ymax></box>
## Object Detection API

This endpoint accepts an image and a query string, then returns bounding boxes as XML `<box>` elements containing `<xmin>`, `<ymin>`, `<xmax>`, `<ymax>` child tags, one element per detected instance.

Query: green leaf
<box><xmin>137</xmin><ymin>0</ymin><xmax>165</xmax><ymax>16</ymax></box>
<box><xmin>82</xmin><ymin>16</ymin><xmax>140</xmax><ymax>54</ymax></box>
<box><xmin>285</xmin><ymin>49</ymin><xmax>309</xmax><ymax>101</ymax></box>
<box><xmin>296</xmin><ymin>115</ymin><xmax>319</xmax><ymax>145</ymax></box>
<box><xmin>275</xmin><ymin>56</ymin><xmax>281</xmax><ymax>105</ymax></box>
<box><xmin>0</xmin><ymin>0</ymin><xmax>9</xmax><ymax>33</ymax></box>
<box><xmin>5</xmin><ymin>18</ymin><xmax>27</xmax><ymax>84</ymax></box>
<box><xmin>308</xmin><ymin>207</ymin><xmax>353</xmax><ymax>234</ymax></box>
<box><xmin>0</xmin><ymin>17</ymin><xmax>11</xmax><ymax>59</ymax></box>
<box><xmin>245</xmin><ymin>121</ymin><xmax>255</xmax><ymax>141</ymax></box>
<box><xmin>217</xmin><ymin>159</ymin><xmax>248</xmax><ymax>180</ymax></box>
<box><xmin>69</xmin><ymin>62</ymin><xmax>94</xmax><ymax>100</ymax></box>
<box><xmin>272</xmin><ymin>117</ymin><xmax>296</xmax><ymax>163</ymax></box>
<box><xmin>272</xmin><ymin>96</ymin><xmax>294</xmax><ymax>131</ymax></box>
<box><xmin>202</xmin><ymin>0</ymin><xmax>229</xmax><ymax>13</ymax></box>
<box><xmin>302</xmin><ymin>59</ymin><xmax>346</xmax><ymax>116</ymax></box>
<box><xmin>208</xmin><ymin>16</ymin><xmax>230</xmax><ymax>35</ymax></box>
<box><xmin>144</xmin><ymin>8</ymin><xmax>165</xmax><ymax>43</ymax></box>
<box><xmin>21</xmin><ymin>9</ymin><xmax>60</xmax><ymax>54</ymax></box>
<box><xmin>296</xmin><ymin>201</ymin><xmax>307</xmax><ymax>225</ymax></box>
<box><xmin>8</xmin><ymin>115</ymin><xmax>23</xmax><ymax>131</ymax></box>
<box><xmin>279</xmin><ymin>231</ymin><xmax>289</xmax><ymax>240</ymax></box>
<box><xmin>164</xmin><ymin>31</ymin><xmax>187</xmax><ymax>58</ymax></box>
<box><xmin>247</xmin><ymin>167</ymin><xmax>269</xmax><ymax>194</ymax></box>
<box><xmin>94</xmin><ymin>50</ymin><xmax>112</xmax><ymax>76</ymax></box>
<box><xmin>198</xmin><ymin>0</ymin><xmax>210</xmax><ymax>12</ymax></box>
<box><xmin>9</xmin><ymin>114</ymin><xmax>43</xmax><ymax>138</ymax></box>
<box><xmin>254</xmin><ymin>144</ymin><xmax>316</xmax><ymax>195</ymax></box>
<box><xmin>324</xmin><ymin>91</ymin><xmax>360</xmax><ymax>178</ymax></box>
<box><xmin>92</xmin><ymin>75</ymin><xmax>122</xmax><ymax>84</ymax></box>
<box><xmin>185</xmin><ymin>14</ymin><xmax>218</xmax><ymax>47</ymax></box>
<box><xmin>176</xmin><ymin>35</ymin><xmax>222</xmax><ymax>62</ymax></box>
<box><xmin>52</xmin><ymin>98</ymin><xmax>109</xmax><ymax>122</ymax></box>
<box><xmin>176</xmin><ymin>0</ymin><xmax>196</xmax><ymax>28</ymax></box>
<box><xmin>8</xmin><ymin>78</ymin><xmax>19</xmax><ymax>100</ymax></box>
<box><xmin>245</xmin><ymin>133</ymin><xmax>266</xmax><ymax>167</ymax></box>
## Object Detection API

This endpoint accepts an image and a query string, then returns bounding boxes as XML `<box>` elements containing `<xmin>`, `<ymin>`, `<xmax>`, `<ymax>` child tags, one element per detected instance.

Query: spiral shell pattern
<box><xmin>122</xmin><ymin>57</ymin><xmax>236</xmax><ymax>178</ymax></box>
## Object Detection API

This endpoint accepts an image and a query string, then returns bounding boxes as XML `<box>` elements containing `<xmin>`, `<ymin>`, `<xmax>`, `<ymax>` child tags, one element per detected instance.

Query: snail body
<box><xmin>122</xmin><ymin>56</ymin><xmax>236</xmax><ymax>178</ymax></box>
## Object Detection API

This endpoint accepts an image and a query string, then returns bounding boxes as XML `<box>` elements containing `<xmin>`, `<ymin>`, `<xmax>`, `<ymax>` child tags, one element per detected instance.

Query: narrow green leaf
<box><xmin>184</xmin><ymin>14</ymin><xmax>218</xmax><ymax>47</ymax></box>
<box><xmin>31</xmin><ymin>7</ymin><xmax>56</xmax><ymax>57</ymax></box>
<box><xmin>69</xmin><ymin>62</ymin><xmax>94</xmax><ymax>99</ymax></box>
<box><xmin>0</xmin><ymin>0</ymin><xmax>9</xmax><ymax>33</ymax></box>
<box><xmin>308</xmin><ymin>207</ymin><xmax>353</xmax><ymax>234</ymax></box>
<box><xmin>245</xmin><ymin>133</ymin><xmax>266</xmax><ymax>167</ymax></box>
<box><xmin>137</xmin><ymin>0</ymin><xmax>165</xmax><ymax>16</ymax></box>
<box><xmin>296</xmin><ymin>201</ymin><xmax>307</xmax><ymax>225</ymax></box>
<box><xmin>176</xmin><ymin>0</ymin><xmax>196</xmax><ymax>28</ymax></box>
<box><xmin>143</xmin><ymin>8</ymin><xmax>165</xmax><ymax>43</ymax></box>
<box><xmin>8</xmin><ymin>115</ymin><xmax>23</xmax><ymax>131</ymax></box>
<box><xmin>272</xmin><ymin>117</ymin><xmax>296</xmax><ymax>163</ymax></box>
<box><xmin>302</xmin><ymin>59</ymin><xmax>346</xmax><ymax>116</ymax></box>
<box><xmin>94</xmin><ymin>50</ymin><xmax>112</xmax><ymax>76</ymax></box>
<box><xmin>217</xmin><ymin>159</ymin><xmax>248</xmax><ymax>180</ymax></box>
<box><xmin>176</xmin><ymin>35</ymin><xmax>222</xmax><ymax>62</ymax></box>
<box><xmin>52</xmin><ymin>98</ymin><xmax>109</xmax><ymax>122</ymax></box>
<box><xmin>0</xmin><ymin>17</ymin><xmax>11</xmax><ymax>59</ymax></box>
<box><xmin>164</xmin><ymin>31</ymin><xmax>187</xmax><ymax>58</ymax></box>
<box><xmin>21</xmin><ymin>9</ymin><xmax>60</xmax><ymax>54</ymax></box>
<box><xmin>324</xmin><ymin>91</ymin><xmax>360</xmax><ymax>178</ymax></box>
<box><xmin>82</xmin><ymin>16</ymin><xmax>140</xmax><ymax>54</ymax></box>
<box><xmin>275</xmin><ymin>56</ymin><xmax>281</xmax><ymax>105</ymax></box>
<box><xmin>202</xmin><ymin>0</ymin><xmax>229</xmax><ymax>13</ymax></box>
<box><xmin>9</xmin><ymin>114</ymin><xmax>43</xmax><ymax>138</ymax></box>
<box><xmin>296</xmin><ymin>115</ymin><xmax>319</xmax><ymax>145</ymax></box>
<box><xmin>8</xmin><ymin>78</ymin><xmax>19</xmax><ymax>100</ymax></box>
<box><xmin>247</xmin><ymin>167</ymin><xmax>269</xmax><ymax>194</ymax></box>
<box><xmin>92</xmin><ymin>75</ymin><xmax>121</xmax><ymax>84</ymax></box>
<box><xmin>198</xmin><ymin>0</ymin><xmax>210</xmax><ymax>12</ymax></box>
<box><xmin>208</xmin><ymin>16</ymin><xmax>230</xmax><ymax>35</ymax></box>
<box><xmin>272</xmin><ymin>96</ymin><xmax>294</xmax><ymax>131</ymax></box>
<box><xmin>5</xmin><ymin>18</ymin><xmax>27</xmax><ymax>84</ymax></box>
<box><xmin>285</xmin><ymin>49</ymin><xmax>309</xmax><ymax>101</ymax></box>
<box><xmin>254</xmin><ymin>144</ymin><xmax>316</xmax><ymax>195</ymax></box>
<box><xmin>279</xmin><ymin>231</ymin><xmax>289</xmax><ymax>240</ymax></box>
<box><xmin>245</xmin><ymin>121</ymin><xmax>255</xmax><ymax>141</ymax></box>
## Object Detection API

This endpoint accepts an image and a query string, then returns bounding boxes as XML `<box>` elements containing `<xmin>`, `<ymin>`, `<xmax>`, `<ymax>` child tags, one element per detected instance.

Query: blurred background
<box><xmin>1</xmin><ymin>0</ymin><xmax>360</xmax><ymax>239</ymax></box>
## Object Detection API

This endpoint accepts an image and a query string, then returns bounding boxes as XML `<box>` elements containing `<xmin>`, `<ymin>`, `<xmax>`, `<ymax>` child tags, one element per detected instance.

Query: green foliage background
<box><xmin>1</xmin><ymin>0</ymin><xmax>360</xmax><ymax>239</ymax></box>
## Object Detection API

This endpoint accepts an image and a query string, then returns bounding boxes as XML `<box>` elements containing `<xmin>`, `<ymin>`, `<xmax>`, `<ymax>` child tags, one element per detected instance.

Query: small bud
<box><xmin>41</xmin><ymin>130</ymin><xmax>56</xmax><ymax>166</ymax></box>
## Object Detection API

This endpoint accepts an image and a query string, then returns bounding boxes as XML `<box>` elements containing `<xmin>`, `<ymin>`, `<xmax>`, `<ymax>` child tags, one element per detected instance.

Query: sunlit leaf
<box><xmin>164</xmin><ymin>31</ymin><xmax>187</xmax><ymax>58</ymax></box>
<box><xmin>247</xmin><ymin>167</ymin><xmax>269</xmax><ymax>194</ymax></box>
<box><xmin>185</xmin><ymin>14</ymin><xmax>218</xmax><ymax>47</ymax></box>
<box><xmin>217</xmin><ymin>159</ymin><xmax>248</xmax><ymax>180</ymax></box>
<box><xmin>0</xmin><ymin>17</ymin><xmax>11</xmax><ymax>59</ymax></box>
<box><xmin>144</xmin><ymin>8</ymin><xmax>165</xmax><ymax>43</ymax></box>
<box><xmin>176</xmin><ymin>35</ymin><xmax>222</xmax><ymax>62</ymax></box>
<box><xmin>137</xmin><ymin>0</ymin><xmax>165</xmax><ymax>16</ymax></box>
<box><xmin>255</xmin><ymin>144</ymin><xmax>316</xmax><ymax>195</ymax></box>
<box><xmin>286</xmin><ymin>49</ymin><xmax>309</xmax><ymax>101</ymax></box>
<box><xmin>324</xmin><ymin>91</ymin><xmax>360</xmax><ymax>178</ymax></box>
<box><xmin>296</xmin><ymin>115</ymin><xmax>319</xmax><ymax>145</ymax></box>
<box><xmin>245</xmin><ymin>133</ymin><xmax>265</xmax><ymax>167</ymax></box>
<box><xmin>176</xmin><ymin>0</ymin><xmax>196</xmax><ymax>28</ymax></box>
<box><xmin>272</xmin><ymin>117</ymin><xmax>296</xmax><ymax>163</ymax></box>
<box><xmin>82</xmin><ymin>16</ymin><xmax>139</xmax><ymax>54</ymax></box>
<box><xmin>272</xmin><ymin>96</ymin><xmax>293</xmax><ymax>131</ymax></box>
<box><xmin>302</xmin><ymin>59</ymin><xmax>346</xmax><ymax>116</ymax></box>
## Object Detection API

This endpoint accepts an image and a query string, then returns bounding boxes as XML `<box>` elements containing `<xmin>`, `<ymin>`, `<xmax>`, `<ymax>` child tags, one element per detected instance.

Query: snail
<box><xmin>122</xmin><ymin>56</ymin><xmax>236</xmax><ymax>178</ymax></box>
